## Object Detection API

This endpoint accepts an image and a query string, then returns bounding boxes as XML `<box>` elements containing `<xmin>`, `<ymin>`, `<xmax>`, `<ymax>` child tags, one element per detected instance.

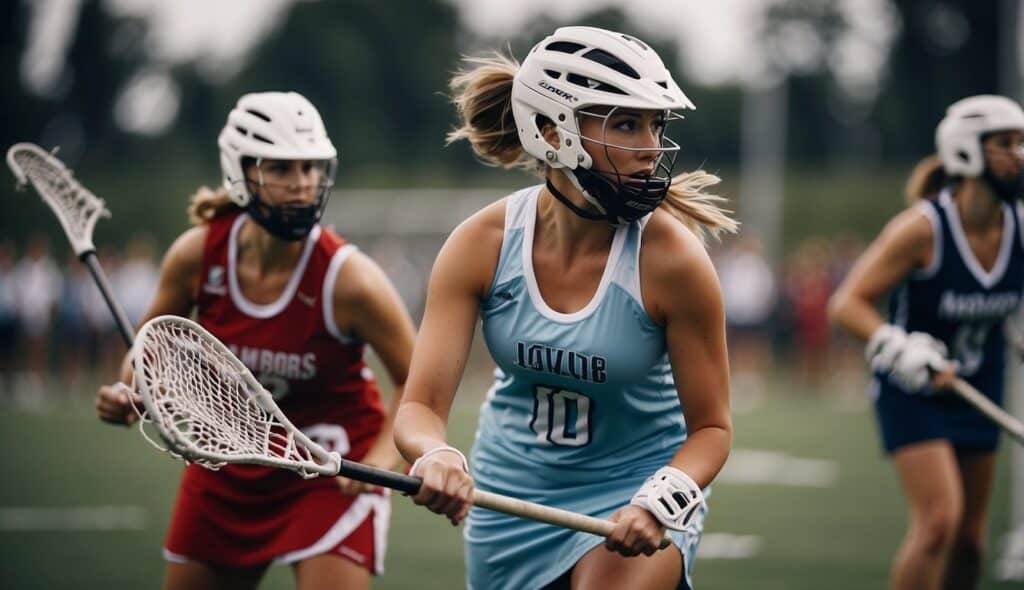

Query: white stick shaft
<box><xmin>472</xmin><ymin>489</ymin><xmax>673</xmax><ymax>549</ymax></box>
<box><xmin>952</xmin><ymin>378</ymin><xmax>1024</xmax><ymax>446</ymax></box>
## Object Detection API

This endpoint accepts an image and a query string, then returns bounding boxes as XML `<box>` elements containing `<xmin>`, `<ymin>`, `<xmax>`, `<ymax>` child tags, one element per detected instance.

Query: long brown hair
<box><xmin>904</xmin><ymin>155</ymin><xmax>953</xmax><ymax>205</ymax></box>
<box><xmin>187</xmin><ymin>186</ymin><xmax>241</xmax><ymax>225</ymax></box>
<box><xmin>446</xmin><ymin>52</ymin><xmax>737</xmax><ymax>242</ymax></box>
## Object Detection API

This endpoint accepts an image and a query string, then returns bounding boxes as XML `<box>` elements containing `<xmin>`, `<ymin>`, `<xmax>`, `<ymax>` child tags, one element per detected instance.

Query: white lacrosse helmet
<box><xmin>511</xmin><ymin>26</ymin><xmax>694</xmax><ymax>171</ymax></box>
<box><xmin>218</xmin><ymin>91</ymin><xmax>337</xmax><ymax>207</ymax></box>
<box><xmin>936</xmin><ymin>95</ymin><xmax>1024</xmax><ymax>177</ymax></box>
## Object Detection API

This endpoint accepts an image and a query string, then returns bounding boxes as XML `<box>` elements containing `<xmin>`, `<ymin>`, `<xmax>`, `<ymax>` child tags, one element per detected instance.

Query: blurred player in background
<box><xmin>94</xmin><ymin>91</ymin><xmax>416</xmax><ymax>590</ymax></box>
<box><xmin>394</xmin><ymin>27</ymin><xmax>735</xmax><ymax>590</ymax></box>
<box><xmin>830</xmin><ymin>95</ymin><xmax>1024</xmax><ymax>590</ymax></box>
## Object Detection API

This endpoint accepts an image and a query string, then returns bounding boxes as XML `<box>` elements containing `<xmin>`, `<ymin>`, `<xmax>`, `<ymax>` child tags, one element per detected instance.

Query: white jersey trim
<box><xmin>273</xmin><ymin>492</ymin><xmax>389</xmax><ymax>571</ymax></box>
<box><xmin>521</xmin><ymin>188</ymin><xmax>627</xmax><ymax>323</ymax></box>
<box><xmin>162</xmin><ymin>548</ymin><xmax>190</xmax><ymax>564</ymax></box>
<box><xmin>911</xmin><ymin>200</ymin><xmax>942</xmax><ymax>280</ymax></box>
<box><xmin>227</xmin><ymin>215</ymin><xmax>322</xmax><ymax>319</ymax></box>
<box><xmin>622</xmin><ymin>214</ymin><xmax>653</xmax><ymax>306</ymax></box>
<box><xmin>322</xmin><ymin>244</ymin><xmax>359</xmax><ymax>343</ymax></box>
<box><xmin>1017</xmin><ymin>202</ymin><xmax>1024</xmax><ymax>251</ymax></box>
<box><xmin>940</xmin><ymin>189</ymin><xmax>1013</xmax><ymax>289</ymax></box>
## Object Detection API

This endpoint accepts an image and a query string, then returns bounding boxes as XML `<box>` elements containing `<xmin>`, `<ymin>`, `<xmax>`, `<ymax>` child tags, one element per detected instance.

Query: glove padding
<box><xmin>866</xmin><ymin>324</ymin><xmax>953</xmax><ymax>393</ymax></box>
<box><xmin>630</xmin><ymin>466</ymin><xmax>704</xmax><ymax>532</ymax></box>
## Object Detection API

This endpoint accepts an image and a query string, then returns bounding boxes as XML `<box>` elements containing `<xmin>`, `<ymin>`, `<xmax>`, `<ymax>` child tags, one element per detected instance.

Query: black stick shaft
<box><xmin>337</xmin><ymin>459</ymin><xmax>422</xmax><ymax>495</ymax></box>
<box><xmin>81</xmin><ymin>252</ymin><xmax>135</xmax><ymax>347</ymax></box>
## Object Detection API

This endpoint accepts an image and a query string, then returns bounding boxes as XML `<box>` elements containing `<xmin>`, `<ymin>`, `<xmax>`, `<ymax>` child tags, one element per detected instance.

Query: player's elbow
<box><xmin>826</xmin><ymin>288</ymin><xmax>849</xmax><ymax>328</ymax></box>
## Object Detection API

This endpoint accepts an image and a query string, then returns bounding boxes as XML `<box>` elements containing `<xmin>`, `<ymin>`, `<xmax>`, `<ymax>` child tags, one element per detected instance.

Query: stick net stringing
<box><xmin>132</xmin><ymin>315</ymin><xmax>340</xmax><ymax>478</ymax></box>
<box><xmin>6</xmin><ymin>143</ymin><xmax>110</xmax><ymax>256</ymax></box>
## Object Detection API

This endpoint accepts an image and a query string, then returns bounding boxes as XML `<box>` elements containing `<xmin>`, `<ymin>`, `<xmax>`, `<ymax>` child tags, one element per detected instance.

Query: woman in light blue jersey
<box><xmin>829</xmin><ymin>95</ymin><xmax>1024</xmax><ymax>590</ymax></box>
<box><xmin>394</xmin><ymin>27</ymin><xmax>736</xmax><ymax>590</ymax></box>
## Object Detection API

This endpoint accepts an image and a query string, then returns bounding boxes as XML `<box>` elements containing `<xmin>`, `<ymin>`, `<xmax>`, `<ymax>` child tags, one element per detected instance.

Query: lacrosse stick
<box><xmin>134</xmin><ymin>314</ymin><xmax>672</xmax><ymax>547</ymax></box>
<box><xmin>6</xmin><ymin>143</ymin><xmax>134</xmax><ymax>347</ymax></box>
<box><xmin>951</xmin><ymin>378</ymin><xmax>1024</xmax><ymax>446</ymax></box>
<box><xmin>5</xmin><ymin>142</ymin><xmax>669</xmax><ymax>547</ymax></box>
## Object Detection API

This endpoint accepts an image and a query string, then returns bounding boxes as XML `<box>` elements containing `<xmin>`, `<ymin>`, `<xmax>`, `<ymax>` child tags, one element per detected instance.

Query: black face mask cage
<box><xmin>570</xmin><ymin>106</ymin><xmax>683</xmax><ymax>224</ymax></box>
<box><xmin>243</xmin><ymin>157</ymin><xmax>338</xmax><ymax>241</ymax></box>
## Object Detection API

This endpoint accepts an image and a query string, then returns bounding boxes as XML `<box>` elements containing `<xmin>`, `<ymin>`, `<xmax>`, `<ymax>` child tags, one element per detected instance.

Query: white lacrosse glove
<box><xmin>630</xmin><ymin>466</ymin><xmax>704</xmax><ymax>532</ymax></box>
<box><xmin>865</xmin><ymin>324</ymin><xmax>908</xmax><ymax>374</ymax></box>
<box><xmin>866</xmin><ymin>324</ymin><xmax>952</xmax><ymax>393</ymax></box>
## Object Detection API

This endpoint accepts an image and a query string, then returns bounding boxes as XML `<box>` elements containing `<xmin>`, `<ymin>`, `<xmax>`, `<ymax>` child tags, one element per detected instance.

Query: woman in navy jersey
<box><xmin>830</xmin><ymin>95</ymin><xmax>1024</xmax><ymax>590</ymax></box>
<box><xmin>94</xmin><ymin>91</ymin><xmax>416</xmax><ymax>590</ymax></box>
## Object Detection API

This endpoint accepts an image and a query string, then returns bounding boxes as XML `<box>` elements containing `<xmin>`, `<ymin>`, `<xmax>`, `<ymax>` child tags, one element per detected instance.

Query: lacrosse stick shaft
<box><xmin>472</xmin><ymin>489</ymin><xmax>673</xmax><ymax>549</ymax></box>
<box><xmin>337</xmin><ymin>459</ymin><xmax>671</xmax><ymax>548</ymax></box>
<box><xmin>81</xmin><ymin>252</ymin><xmax>135</xmax><ymax>347</ymax></box>
<box><xmin>952</xmin><ymin>378</ymin><xmax>1024</xmax><ymax>446</ymax></box>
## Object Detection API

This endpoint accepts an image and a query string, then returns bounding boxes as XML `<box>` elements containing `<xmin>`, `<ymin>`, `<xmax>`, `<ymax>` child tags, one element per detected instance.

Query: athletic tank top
<box><xmin>475</xmin><ymin>186</ymin><xmax>685</xmax><ymax>480</ymax></box>
<box><xmin>885</xmin><ymin>189</ymin><xmax>1024</xmax><ymax>395</ymax></box>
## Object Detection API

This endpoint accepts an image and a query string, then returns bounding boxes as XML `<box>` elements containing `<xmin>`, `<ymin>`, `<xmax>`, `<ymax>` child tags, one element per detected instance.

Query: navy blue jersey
<box><xmin>873</xmin><ymin>188</ymin><xmax>1024</xmax><ymax>452</ymax></box>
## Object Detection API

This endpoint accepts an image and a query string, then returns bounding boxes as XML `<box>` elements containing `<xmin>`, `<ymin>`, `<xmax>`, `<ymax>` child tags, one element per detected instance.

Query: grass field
<box><xmin>0</xmin><ymin>371</ymin><xmax>1020</xmax><ymax>590</ymax></box>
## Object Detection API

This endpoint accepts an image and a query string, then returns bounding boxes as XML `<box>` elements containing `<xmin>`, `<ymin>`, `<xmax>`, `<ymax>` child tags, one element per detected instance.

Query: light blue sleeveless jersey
<box><xmin>464</xmin><ymin>186</ymin><xmax>702</xmax><ymax>590</ymax></box>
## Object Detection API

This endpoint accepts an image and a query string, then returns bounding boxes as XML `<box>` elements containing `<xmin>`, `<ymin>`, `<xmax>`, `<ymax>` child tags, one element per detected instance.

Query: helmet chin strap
<box><xmin>545</xmin><ymin>177</ymin><xmax>607</xmax><ymax>222</ymax></box>
<box><xmin>548</xmin><ymin>170</ymin><xmax>610</xmax><ymax>223</ymax></box>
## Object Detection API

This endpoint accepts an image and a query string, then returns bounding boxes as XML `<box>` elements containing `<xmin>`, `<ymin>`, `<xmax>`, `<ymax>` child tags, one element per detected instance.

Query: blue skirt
<box><xmin>464</xmin><ymin>441</ymin><xmax>704</xmax><ymax>590</ymax></box>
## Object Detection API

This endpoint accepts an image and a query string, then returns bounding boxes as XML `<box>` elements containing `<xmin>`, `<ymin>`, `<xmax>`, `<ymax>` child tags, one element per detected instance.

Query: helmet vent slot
<box><xmin>656</xmin><ymin>81</ymin><xmax>668</xmax><ymax>89</ymax></box>
<box><xmin>235</xmin><ymin>126</ymin><xmax>249</xmax><ymax>136</ymax></box>
<box><xmin>544</xmin><ymin>69</ymin><xmax>562</xmax><ymax>79</ymax></box>
<box><xmin>252</xmin><ymin>133</ymin><xmax>275</xmax><ymax>145</ymax></box>
<box><xmin>582</xmin><ymin>48</ymin><xmax>640</xmax><ymax>79</ymax></box>
<box><xmin>245</xmin><ymin>109</ymin><xmax>272</xmax><ymax>123</ymax></box>
<box><xmin>546</xmin><ymin>41</ymin><xmax>585</xmax><ymax>54</ymax></box>
<box><xmin>567</xmin><ymin>73</ymin><xmax>626</xmax><ymax>95</ymax></box>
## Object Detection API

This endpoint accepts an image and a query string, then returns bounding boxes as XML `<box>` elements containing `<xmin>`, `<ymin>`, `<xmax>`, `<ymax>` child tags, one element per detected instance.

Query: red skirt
<box><xmin>163</xmin><ymin>463</ymin><xmax>390</xmax><ymax>572</ymax></box>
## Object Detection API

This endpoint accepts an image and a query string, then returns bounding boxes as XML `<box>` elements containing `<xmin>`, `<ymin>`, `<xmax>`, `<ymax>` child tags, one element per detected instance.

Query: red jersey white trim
<box><xmin>164</xmin><ymin>212</ymin><xmax>389</xmax><ymax>569</ymax></box>
<box><xmin>227</xmin><ymin>214</ymin><xmax>322</xmax><ymax>319</ymax></box>
<box><xmin>323</xmin><ymin>243</ymin><xmax>358</xmax><ymax>343</ymax></box>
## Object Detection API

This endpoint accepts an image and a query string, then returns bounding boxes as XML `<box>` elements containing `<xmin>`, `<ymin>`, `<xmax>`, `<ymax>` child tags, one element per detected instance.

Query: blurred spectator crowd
<box><xmin>0</xmin><ymin>234</ymin><xmax>159</xmax><ymax>403</ymax></box>
<box><xmin>0</xmin><ymin>230</ymin><xmax>870</xmax><ymax>404</ymax></box>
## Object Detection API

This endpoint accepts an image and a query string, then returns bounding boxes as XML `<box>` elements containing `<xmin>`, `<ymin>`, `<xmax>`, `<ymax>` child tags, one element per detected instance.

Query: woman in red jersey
<box><xmin>94</xmin><ymin>91</ymin><xmax>416</xmax><ymax>590</ymax></box>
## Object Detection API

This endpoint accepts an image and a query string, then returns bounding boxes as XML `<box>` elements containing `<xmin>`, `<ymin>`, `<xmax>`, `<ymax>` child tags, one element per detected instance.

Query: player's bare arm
<box><xmin>96</xmin><ymin>225</ymin><xmax>206</xmax><ymax>425</ymax></box>
<box><xmin>330</xmin><ymin>249</ymin><xmax>416</xmax><ymax>493</ymax></box>
<box><xmin>828</xmin><ymin>208</ymin><xmax>934</xmax><ymax>341</ymax></box>
<box><xmin>593</xmin><ymin>213</ymin><xmax>730</xmax><ymax>558</ymax></box>
<box><xmin>393</xmin><ymin>201</ymin><xmax>504</xmax><ymax>524</ymax></box>
<box><xmin>644</xmin><ymin>212</ymin><xmax>733</xmax><ymax>486</ymax></box>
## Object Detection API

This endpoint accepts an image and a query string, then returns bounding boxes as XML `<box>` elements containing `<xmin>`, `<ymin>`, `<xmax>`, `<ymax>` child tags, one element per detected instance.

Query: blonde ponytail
<box><xmin>187</xmin><ymin>186</ymin><xmax>241</xmax><ymax>225</ymax></box>
<box><xmin>904</xmin><ymin>155</ymin><xmax>951</xmax><ymax>205</ymax></box>
<box><xmin>661</xmin><ymin>171</ymin><xmax>738</xmax><ymax>243</ymax></box>
<box><xmin>447</xmin><ymin>52</ymin><xmax>540</xmax><ymax>171</ymax></box>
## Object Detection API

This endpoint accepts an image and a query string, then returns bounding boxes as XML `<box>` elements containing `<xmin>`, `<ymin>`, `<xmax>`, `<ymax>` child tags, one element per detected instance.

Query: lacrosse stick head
<box><xmin>131</xmin><ymin>315</ymin><xmax>341</xmax><ymax>478</ymax></box>
<box><xmin>6</xmin><ymin>143</ymin><xmax>110</xmax><ymax>257</ymax></box>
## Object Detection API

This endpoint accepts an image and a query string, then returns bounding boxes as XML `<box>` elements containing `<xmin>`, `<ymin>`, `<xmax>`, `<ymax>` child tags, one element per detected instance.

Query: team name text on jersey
<box><xmin>514</xmin><ymin>341</ymin><xmax>607</xmax><ymax>384</ymax></box>
<box><xmin>227</xmin><ymin>344</ymin><xmax>317</xmax><ymax>380</ymax></box>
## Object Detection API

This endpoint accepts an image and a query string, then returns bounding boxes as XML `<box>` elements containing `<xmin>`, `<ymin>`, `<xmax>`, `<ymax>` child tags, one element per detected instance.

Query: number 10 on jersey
<box><xmin>530</xmin><ymin>386</ymin><xmax>592</xmax><ymax>447</ymax></box>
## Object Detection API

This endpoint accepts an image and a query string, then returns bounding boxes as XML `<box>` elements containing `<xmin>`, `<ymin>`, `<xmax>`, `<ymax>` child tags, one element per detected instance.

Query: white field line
<box><xmin>0</xmin><ymin>506</ymin><xmax>148</xmax><ymax>531</ymax></box>
<box><xmin>697</xmin><ymin>533</ymin><xmax>762</xmax><ymax>559</ymax></box>
<box><xmin>717</xmin><ymin>448</ymin><xmax>839</xmax><ymax>488</ymax></box>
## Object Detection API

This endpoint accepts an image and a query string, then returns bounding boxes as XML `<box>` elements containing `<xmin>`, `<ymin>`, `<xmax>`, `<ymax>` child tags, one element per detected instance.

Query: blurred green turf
<box><xmin>0</xmin><ymin>375</ymin><xmax>1019</xmax><ymax>589</ymax></box>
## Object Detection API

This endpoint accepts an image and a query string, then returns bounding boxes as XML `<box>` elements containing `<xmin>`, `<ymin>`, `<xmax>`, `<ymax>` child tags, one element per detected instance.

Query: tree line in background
<box><xmin>0</xmin><ymin>0</ymin><xmax>1007</xmax><ymax>250</ymax></box>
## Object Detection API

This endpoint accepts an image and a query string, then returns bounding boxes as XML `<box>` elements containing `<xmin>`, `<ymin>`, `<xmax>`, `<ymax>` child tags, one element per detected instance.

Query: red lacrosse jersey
<box><xmin>164</xmin><ymin>212</ymin><xmax>390</xmax><ymax>570</ymax></box>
